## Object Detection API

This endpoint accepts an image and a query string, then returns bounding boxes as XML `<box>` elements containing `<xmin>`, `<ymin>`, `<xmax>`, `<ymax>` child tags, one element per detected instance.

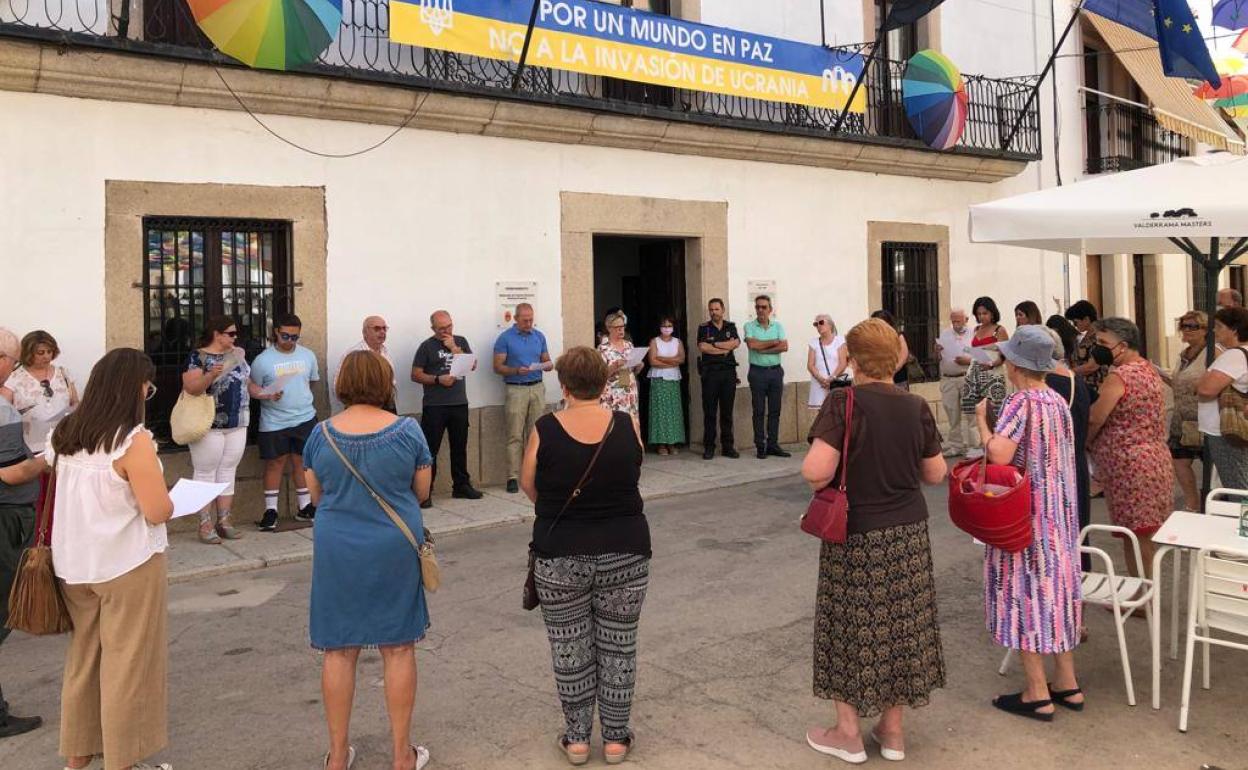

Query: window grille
<box><xmin>882</xmin><ymin>241</ymin><xmax>940</xmax><ymax>381</ymax></box>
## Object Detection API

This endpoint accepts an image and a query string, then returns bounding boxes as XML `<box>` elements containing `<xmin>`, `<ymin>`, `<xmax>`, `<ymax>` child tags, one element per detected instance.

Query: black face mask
<box><xmin>1090</xmin><ymin>344</ymin><xmax>1116</xmax><ymax>367</ymax></box>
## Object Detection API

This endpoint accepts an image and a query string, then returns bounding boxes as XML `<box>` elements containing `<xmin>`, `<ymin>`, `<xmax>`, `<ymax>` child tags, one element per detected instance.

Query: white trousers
<box><xmin>939</xmin><ymin>376</ymin><xmax>975</xmax><ymax>453</ymax></box>
<box><xmin>189</xmin><ymin>427</ymin><xmax>247</xmax><ymax>496</ymax></box>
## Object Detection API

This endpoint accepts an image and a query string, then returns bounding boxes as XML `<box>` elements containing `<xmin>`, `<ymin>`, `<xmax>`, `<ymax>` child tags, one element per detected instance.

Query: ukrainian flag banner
<box><xmin>392</xmin><ymin>0</ymin><xmax>867</xmax><ymax>113</ymax></box>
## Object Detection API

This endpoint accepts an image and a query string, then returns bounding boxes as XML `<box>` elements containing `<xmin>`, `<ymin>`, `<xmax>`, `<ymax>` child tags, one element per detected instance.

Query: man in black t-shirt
<box><xmin>411</xmin><ymin>310</ymin><xmax>483</xmax><ymax>506</ymax></box>
<box><xmin>696</xmin><ymin>298</ymin><xmax>741</xmax><ymax>460</ymax></box>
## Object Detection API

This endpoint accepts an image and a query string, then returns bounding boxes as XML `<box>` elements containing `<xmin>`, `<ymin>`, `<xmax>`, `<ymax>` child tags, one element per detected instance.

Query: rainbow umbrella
<box><xmin>188</xmin><ymin>0</ymin><xmax>342</xmax><ymax>71</ymax></box>
<box><xmin>901</xmin><ymin>50</ymin><xmax>969</xmax><ymax>151</ymax></box>
<box><xmin>1237</xmin><ymin>28</ymin><xmax>1248</xmax><ymax>53</ymax></box>
<box><xmin>1212</xmin><ymin>0</ymin><xmax>1248</xmax><ymax>31</ymax></box>
<box><xmin>1194</xmin><ymin>73</ymin><xmax>1248</xmax><ymax>100</ymax></box>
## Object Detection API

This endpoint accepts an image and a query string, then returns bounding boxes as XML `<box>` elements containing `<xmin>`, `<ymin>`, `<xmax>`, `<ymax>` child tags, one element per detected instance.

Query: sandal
<box><xmin>559</xmin><ymin>735</ymin><xmax>590</xmax><ymax>766</ymax></box>
<box><xmin>604</xmin><ymin>732</ymin><xmax>634</xmax><ymax>765</ymax></box>
<box><xmin>216</xmin><ymin>513</ymin><xmax>243</xmax><ymax>540</ymax></box>
<box><xmin>1048</xmin><ymin>684</ymin><xmax>1085</xmax><ymax>712</ymax></box>
<box><xmin>412</xmin><ymin>745</ymin><xmax>430</xmax><ymax>770</ymax></box>
<box><xmin>991</xmin><ymin>692</ymin><xmax>1054</xmax><ymax>722</ymax></box>
<box><xmin>198</xmin><ymin>520</ymin><xmax>221</xmax><ymax>545</ymax></box>
<box><xmin>323</xmin><ymin>745</ymin><xmax>356</xmax><ymax>769</ymax></box>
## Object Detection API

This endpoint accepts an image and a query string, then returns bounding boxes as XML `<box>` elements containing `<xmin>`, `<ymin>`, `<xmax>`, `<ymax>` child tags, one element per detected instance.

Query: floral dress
<box><xmin>985</xmin><ymin>389</ymin><xmax>1083</xmax><ymax>653</ymax></box>
<box><xmin>599</xmin><ymin>340</ymin><xmax>639</xmax><ymax>417</ymax></box>
<box><xmin>1088</xmin><ymin>359</ymin><xmax>1174</xmax><ymax>536</ymax></box>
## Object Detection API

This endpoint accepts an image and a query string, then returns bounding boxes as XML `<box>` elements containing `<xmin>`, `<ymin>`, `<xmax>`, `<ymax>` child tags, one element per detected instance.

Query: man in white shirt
<box><xmin>934</xmin><ymin>309</ymin><xmax>975</xmax><ymax>457</ymax></box>
<box><xmin>342</xmin><ymin>315</ymin><xmax>397</xmax><ymax>412</ymax></box>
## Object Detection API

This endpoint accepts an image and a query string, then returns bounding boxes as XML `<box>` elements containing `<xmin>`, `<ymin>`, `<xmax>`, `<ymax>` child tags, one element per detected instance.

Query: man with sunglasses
<box><xmin>343</xmin><ymin>315</ymin><xmax>398</xmax><ymax>413</ymax></box>
<box><xmin>412</xmin><ymin>310</ymin><xmax>483</xmax><ymax>507</ymax></box>
<box><xmin>743</xmin><ymin>295</ymin><xmax>791</xmax><ymax>459</ymax></box>
<box><xmin>0</xmin><ymin>327</ymin><xmax>42</xmax><ymax>739</ymax></box>
<box><xmin>251</xmin><ymin>314</ymin><xmax>321</xmax><ymax>531</ymax></box>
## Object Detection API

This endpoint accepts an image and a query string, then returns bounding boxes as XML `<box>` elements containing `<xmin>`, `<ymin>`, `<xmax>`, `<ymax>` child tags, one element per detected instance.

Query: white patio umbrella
<box><xmin>970</xmin><ymin>151</ymin><xmax>1248</xmax><ymax>497</ymax></box>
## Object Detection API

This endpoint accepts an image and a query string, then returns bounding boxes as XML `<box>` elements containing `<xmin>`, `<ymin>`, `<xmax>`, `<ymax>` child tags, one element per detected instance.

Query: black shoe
<box><xmin>722</xmin><ymin>448</ymin><xmax>740</xmax><ymax>459</ymax></box>
<box><xmin>506</xmin><ymin>479</ymin><xmax>519</xmax><ymax>494</ymax></box>
<box><xmin>756</xmin><ymin>448</ymin><xmax>768</xmax><ymax>459</ymax></box>
<box><xmin>0</xmin><ymin>714</ymin><xmax>42</xmax><ymax>738</ymax></box>
<box><xmin>257</xmin><ymin>509</ymin><xmax>278</xmax><ymax>532</ymax></box>
<box><xmin>766</xmin><ymin>446</ymin><xmax>792</xmax><ymax>458</ymax></box>
<box><xmin>452</xmin><ymin>485</ymin><xmax>484</xmax><ymax>500</ymax></box>
<box><xmin>295</xmin><ymin>503</ymin><xmax>316</xmax><ymax>522</ymax></box>
<box><xmin>420</xmin><ymin>498</ymin><xmax>433</xmax><ymax>509</ymax></box>
<box><xmin>702</xmin><ymin>447</ymin><xmax>715</xmax><ymax>460</ymax></box>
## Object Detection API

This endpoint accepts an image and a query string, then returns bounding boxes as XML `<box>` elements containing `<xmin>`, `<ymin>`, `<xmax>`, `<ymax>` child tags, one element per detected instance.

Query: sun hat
<box><xmin>997</xmin><ymin>325</ymin><xmax>1056</xmax><ymax>373</ymax></box>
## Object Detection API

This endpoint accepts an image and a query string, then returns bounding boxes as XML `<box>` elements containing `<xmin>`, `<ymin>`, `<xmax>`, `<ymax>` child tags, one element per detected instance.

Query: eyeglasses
<box><xmin>1179</xmin><ymin>323</ymin><xmax>1204</xmax><ymax>331</ymax></box>
<box><xmin>755</xmin><ymin>305</ymin><xmax>769</xmax><ymax>311</ymax></box>
<box><xmin>145</xmin><ymin>383</ymin><xmax>158</xmax><ymax>401</ymax></box>
<box><xmin>223</xmin><ymin>330</ymin><xmax>238</xmax><ymax>338</ymax></box>
<box><xmin>369</xmin><ymin>325</ymin><xmax>389</xmax><ymax>332</ymax></box>
<box><xmin>278</xmin><ymin>333</ymin><xmax>300</xmax><ymax>342</ymax></box>
<box><xmin>39</xmin><ymin>379</ymin><xmax>53</xmax><ymax>398</ymax></box>
<box><xmin>608</xmin><ymin>324</ymin><xmax>626</xmax><ymax>330</ymax></box>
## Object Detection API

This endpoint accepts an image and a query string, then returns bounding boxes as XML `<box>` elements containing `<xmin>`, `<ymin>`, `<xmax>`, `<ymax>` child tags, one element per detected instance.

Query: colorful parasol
<box><xmin>1237</xmin><ymin>28</ymin><xmax>1248</xmax><ymax>53</ymax></box>
<box><xmin>188</xmin><ymin>0</ymin><xmax>342</xmax><ymax>71</ymax></box>
<box><xmin>1194</xmin><ymin>73</ymin><xmax>1248</xmax><ymax>99</ymax></box>
<box><xmin>1212</xmin><ymin>0</ymin><xmax>1248</xmax><ymax>31</ymax></box>
<box><xmin>901</xmin><ymin>50</ymin><xmax>969</xmax><ymax>151</ymax></box>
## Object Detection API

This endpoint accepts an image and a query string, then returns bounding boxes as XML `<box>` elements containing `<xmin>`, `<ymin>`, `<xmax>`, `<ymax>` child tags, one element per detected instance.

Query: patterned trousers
<box><xmin>534</xmin><ymin>553</ymin><xmax>649</xmax><ymax>743</ymax></box>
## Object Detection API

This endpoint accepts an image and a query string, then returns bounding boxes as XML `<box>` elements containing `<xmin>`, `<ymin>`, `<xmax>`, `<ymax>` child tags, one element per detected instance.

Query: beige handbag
<box><xmin>169</xmin><ymin>390</ymin><xmax>215</xmax><ymax>446</ymax></box>
<box><xmin>320</xmin><ymin>422</ymin><xmax>440</xmax><ymax>592</ymax></box>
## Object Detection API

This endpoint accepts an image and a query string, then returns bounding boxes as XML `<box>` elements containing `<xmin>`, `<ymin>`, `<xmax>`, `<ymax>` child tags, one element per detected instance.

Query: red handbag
<box><xmin>801</xmin><ymin>386</ymin><xmax>854</xmax><ymax>543</ymax></box>
<box><xmin>947</xmin><ymin>402</ymin><xmax>1034</xmax><ymax>553</ymax></box>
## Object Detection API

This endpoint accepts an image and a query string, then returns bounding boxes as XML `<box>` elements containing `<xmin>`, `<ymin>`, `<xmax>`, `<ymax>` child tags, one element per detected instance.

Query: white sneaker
<box><xmin>414</xmin><ymin>745</ymin><xmax>430</xmax><ymax>770</ymax></box>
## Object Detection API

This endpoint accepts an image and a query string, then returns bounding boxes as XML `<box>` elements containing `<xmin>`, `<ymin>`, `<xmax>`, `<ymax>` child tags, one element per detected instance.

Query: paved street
<box><xmin>2</xmin><ymin>477</ymin><xmax>1244</xmax><ymax>769</ymax></box>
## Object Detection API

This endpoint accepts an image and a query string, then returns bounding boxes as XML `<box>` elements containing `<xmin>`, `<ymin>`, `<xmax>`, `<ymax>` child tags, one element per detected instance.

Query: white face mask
<box><xmin>660</xmin><ymin>326</ymin><xmax>674</xmax><ymax>335</ymax></box>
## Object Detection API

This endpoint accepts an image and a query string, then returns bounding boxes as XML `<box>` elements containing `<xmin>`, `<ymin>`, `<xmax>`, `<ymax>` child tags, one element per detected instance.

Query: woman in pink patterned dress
<box><xmin>975</xmin><ymin>326</ymin><xmax>1083</xmax><ymax>722</ymax></box>
<box><xmin>1087</xmin><ymin>318</ymin><xmax>1174</xmax><ymax>578</ymax></box>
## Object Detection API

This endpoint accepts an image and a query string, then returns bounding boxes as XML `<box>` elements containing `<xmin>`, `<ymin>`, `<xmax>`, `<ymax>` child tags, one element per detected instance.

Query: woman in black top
<box><xmin>520</xmin><ymin>346</ymin><xmax>649</xmax><ymax>766</ymax></box>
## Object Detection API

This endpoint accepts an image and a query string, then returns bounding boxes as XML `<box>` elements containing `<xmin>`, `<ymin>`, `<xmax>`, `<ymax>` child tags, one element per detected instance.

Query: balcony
<box><xmin>1084</xmin><ymin>92</ymin><xmax>1192</xmax><ymax>175</ymax></box>
<box><xmin>0</xmin><ymin>0</ymin><xmax>1043</xmax><ymax>165</ymax></box>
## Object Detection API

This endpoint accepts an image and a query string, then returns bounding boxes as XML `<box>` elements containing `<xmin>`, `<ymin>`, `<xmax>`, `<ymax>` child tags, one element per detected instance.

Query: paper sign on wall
<box><xmin>497</xmin><ymin>281</ymin><xmax>538</xmax><ymax>328</ymax></box>
<box><xmin>747</xmin><ymin>279</ymin><xmax>778</xmax><ymax>312</ymax></box>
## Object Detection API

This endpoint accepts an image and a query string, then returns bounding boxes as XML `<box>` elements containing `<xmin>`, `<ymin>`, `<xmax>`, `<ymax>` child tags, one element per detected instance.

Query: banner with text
<box><xmin>391</xmin><ymin>0</ymin><xmax>867</xmax><ymax>112</ymax></box>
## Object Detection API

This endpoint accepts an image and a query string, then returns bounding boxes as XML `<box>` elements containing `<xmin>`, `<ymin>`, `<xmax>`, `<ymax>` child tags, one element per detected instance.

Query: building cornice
<box><xmin>0</xmin><ymin>37</ymin><xmax>1028</xmax><ymax>182</ymax></box>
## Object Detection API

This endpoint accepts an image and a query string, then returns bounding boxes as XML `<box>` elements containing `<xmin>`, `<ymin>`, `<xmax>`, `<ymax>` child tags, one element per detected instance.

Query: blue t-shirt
<box><xmin>493</xmin><ymin>326</ymin><xmax>549</xmax><ymax>385</ymax></box>
<box><xmin>251</xmin><ymin>345</ymin><xmax>320</xmax><ymax>432</ymax></box>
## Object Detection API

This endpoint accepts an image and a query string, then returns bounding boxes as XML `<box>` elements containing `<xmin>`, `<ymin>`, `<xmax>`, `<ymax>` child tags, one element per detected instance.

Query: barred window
<box><xmin>143</xmin><ymin>217</ymin><xmax>294</xmax><ymax>448</ymax></box>
<box><xmin>881</xmin><ymin>241</ymin><xmax>939</xmax><ymax>380</ymax></box>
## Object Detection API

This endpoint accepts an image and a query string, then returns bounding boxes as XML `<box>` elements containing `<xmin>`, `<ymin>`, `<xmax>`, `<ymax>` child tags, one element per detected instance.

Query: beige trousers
<box><xmin>939</xmin><ymin>375</ymin><xmax>975</xmax><ymax>453</ymax></box>
<box><xmin>505</xmin><ymin>384</ymin><xmax>546</xmax><ymax>480</ymax></box>
<box><xmin>60</xmin><ymin>553</ymin><xmax>168</xmax><ymax>770</ymax></box>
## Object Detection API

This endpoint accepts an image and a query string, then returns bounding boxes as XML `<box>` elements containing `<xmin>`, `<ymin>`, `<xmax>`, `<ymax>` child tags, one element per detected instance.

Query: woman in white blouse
<box><xmin>46</xmin><ymin>348</ymin><xmax>175</xmax><ymax>770</ymax></box>
<box><xmin>807</xmin><ymin>315</ymin><xmax>850</xmax><ymax>410</ymax></box>
<box><xmin>4</xmin><ymin>330</ymin><xmax>78</xmax><ymax>452</ymax></box>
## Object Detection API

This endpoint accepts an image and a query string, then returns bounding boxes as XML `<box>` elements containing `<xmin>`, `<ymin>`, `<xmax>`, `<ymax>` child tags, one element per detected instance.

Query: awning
<box><xmin>1085</xmin><ymin>11</ymin><xmax>1245</xmax><ymax>153</ymax></box>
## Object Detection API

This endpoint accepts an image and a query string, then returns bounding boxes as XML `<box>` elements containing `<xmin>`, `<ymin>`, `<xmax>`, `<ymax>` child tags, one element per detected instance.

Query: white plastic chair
<box><xmin>999</xmin><ymin>524</ymin><xmax>1156</xmax><ymax>706</ymax></box>
<box><xmin>1179</xmin><ymin>546</ymin><xmax>1248</xmax><ymax>732</ymax></box>
<box><xmin>1204</xmin><ymin>488</ymin><xmax>1248</xmax><ymax>518</ymax></box>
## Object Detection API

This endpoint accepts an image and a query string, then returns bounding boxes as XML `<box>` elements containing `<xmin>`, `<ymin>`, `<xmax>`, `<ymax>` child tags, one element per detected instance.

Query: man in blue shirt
<box><xmin>492</xmin><ymin>303</ymin><xmax>551</xmax><ymax>493</ymax></box>
<box><xmin>743</xmin><ymin>295</ymin><xmax>791</xmax><ymax>459</ymax></box>
<box><xmin>251</xmin><ymin>314</ymin><xmax>320</xmax><ymax>531</ymax></box>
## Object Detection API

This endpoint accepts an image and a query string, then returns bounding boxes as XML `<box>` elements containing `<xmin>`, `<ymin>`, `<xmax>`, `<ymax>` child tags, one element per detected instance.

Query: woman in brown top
<box><xmin>800</xmin><ymin>318</ymin><xmax>948</xmax><ymax>765</ymax></box>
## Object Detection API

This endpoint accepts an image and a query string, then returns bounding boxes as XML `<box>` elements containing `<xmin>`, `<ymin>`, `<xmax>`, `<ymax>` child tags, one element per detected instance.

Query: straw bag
<box><xmin>170</xmin><ymin>391</ymin><xmax>215</xmax><ymax>446</ymax></box>
<box><xmin>800</xmin><ymin>386</ymin><xmax>853</xmax><ymax>543</ymax></box>
<box><xmin>1218</xmin><ymin>348</ymin><xmax>1248</xmax><ymax>448</ymax></box>
<box><xmin>947</xmin><ymin>401</ymin><xmax>1034</xmax><ymax>553</ymax></box>
<box><xmin>320</xmin><ymin>422</ymin><xmax>440</xmax><ymax>592</ymax></box>
<box><xmin>7</xmin><ymin>462</ymin><xmax>72</xmax><ymax>636</ymax></box>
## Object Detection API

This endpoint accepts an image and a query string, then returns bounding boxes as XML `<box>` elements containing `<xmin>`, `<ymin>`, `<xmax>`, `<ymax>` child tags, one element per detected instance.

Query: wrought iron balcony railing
<box><xmin>0</xmin><ymin>0</ymin><xmax>1043</xmax><ymax>160</ymax></box>
<box><xmin>1084</xmin><ymin>95</ymin><xmax>1191</xmax><ymax>174</ymax></box>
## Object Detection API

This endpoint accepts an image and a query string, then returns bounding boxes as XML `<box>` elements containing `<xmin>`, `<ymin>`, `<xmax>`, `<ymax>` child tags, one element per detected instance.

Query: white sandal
<box><xmin>323</xmin><ymin>745</ymin><xmax>356</xmax><ymax>769</ymax></box>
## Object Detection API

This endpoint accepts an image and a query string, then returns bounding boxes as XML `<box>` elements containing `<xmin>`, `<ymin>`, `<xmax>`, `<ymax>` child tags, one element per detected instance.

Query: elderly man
<box><xmin>0</xmin><ymin>327</ymin><xmax>43</xmax><ymax>738</ymax></box>
<box><xmin>412</xmin><ymin>310</ymin><xmax>482</xmax><ymax>506</ymax></box>
<box><xmin>934</xmin><ymin>308</ymin><xmax>976</xmax><ymax>457</ymax></box>
<box><xmin>493</xmin><ymin>303</ymin><xmax>551</xmax><ymax>493</ymax></box>
<box><xmin>343</xmin><ymin>315</ymin><xmax>397</xmax><ymax>412</ymax></box>
<box><xmin>1218</xmin><ymin>287</ymin><xmax>1243</xmax><ymax>309</ymax></box>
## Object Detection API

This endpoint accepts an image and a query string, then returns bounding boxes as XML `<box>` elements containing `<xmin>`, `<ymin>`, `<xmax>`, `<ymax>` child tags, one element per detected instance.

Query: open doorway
<box><xmin>593</xmin><ymin>236</ymin><xmax>689</xmax><ymax>444</ymax></box>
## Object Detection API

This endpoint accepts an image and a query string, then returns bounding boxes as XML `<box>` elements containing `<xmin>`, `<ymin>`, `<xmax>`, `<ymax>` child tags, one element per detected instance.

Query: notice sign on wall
<box><xmin>496</xmin><ymin>281</ymin><xmax>537</xmax><ymax>328</ymax></box>
<box><xmin>391</xmin><ymin>0</ymin><xmax>867</xmax><ymax>112</ymax></box>
<box><xmin>747</xmin><ymin>279</ymin><xmax>778</xmax><ymax>310</ymax></box>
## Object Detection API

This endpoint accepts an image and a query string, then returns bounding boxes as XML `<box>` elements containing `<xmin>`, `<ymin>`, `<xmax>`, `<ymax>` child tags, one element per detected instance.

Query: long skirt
<box><xmin>813</xmin><ymin>521</ymin><xmax>945</xmax><ymax>717</ymax></box>
<box><xmin>648</xmin><ymin>379</ymin><xmax>686</xmax><ymax>445</ymax></box>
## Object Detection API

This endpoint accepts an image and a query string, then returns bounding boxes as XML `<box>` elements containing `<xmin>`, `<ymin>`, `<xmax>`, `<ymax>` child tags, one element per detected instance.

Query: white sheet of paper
<box><xmin>449</xmin><ymin>354</ymin><xmax>477</xmax><ymax>378</ymax></box>
<box><xmin>537</xmin><ymin>360</ymin><xmax>555</xmax><ymax>372</ymax></box>
<box><xmin>967</xmin><ymin>347</ymin><xmax>995</xmax><ymax>366</ymax></box>
<box><xmin>260</xmin><ymin>373</ymin><xmax>296</xmax><ymax>395</ymax></box>
<box><xmin>168</xmin><ymin>479</ymin><xmax>231</xmax><ymax>519</ymax></box>
<box><xmin>626</xmin><ymin>347</ymin><xmax>648</xmax><ymax>368</ymax></box>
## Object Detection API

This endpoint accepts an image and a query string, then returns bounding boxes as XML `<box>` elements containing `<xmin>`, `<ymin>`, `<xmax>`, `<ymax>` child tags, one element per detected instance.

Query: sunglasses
<box><xmin>223</xmin><ymin>330</ymin><xmax>238</xmax><ymax>338</ymax></box>
<box><xmin>1179</xmin><ymin>323</ymin><xmax>1204</xmax><ymax>331</ymax></box>
<box><xmin>145</xmin><ymin>383</ymin><xmax>158</xmax><ymax>401</ymax></box>
<box><xmin>39</xmin><ymin>379</ymin><xmax>53</xmax><ymax>398</ymax></box>
<box><xmin>813</xmin><ymin>320</ymin><xmax>827</xmax><ymax>327</ymax></box>
<box><xmin>278</xmin><ymin>332</ymin><xmax>300</xmax><ymax>342</ymax></box>
<box><xmin>755</xmin><ymin>305</ymin><xmax>770</xmax><ymax>310</ymax></box>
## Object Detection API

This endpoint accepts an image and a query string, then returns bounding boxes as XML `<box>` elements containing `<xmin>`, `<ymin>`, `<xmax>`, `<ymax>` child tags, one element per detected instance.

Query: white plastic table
<box><xmin>1150</xmin><ymin>511</ymin><xmax>1245</xmax><ymax>710</ymax></box>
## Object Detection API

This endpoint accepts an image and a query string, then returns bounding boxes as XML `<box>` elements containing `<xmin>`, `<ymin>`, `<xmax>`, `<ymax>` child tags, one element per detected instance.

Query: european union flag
<box><xmin>1083</xmin><ymin>0</ymin><xmax>1222</xmax><ymax>88</ymax></box>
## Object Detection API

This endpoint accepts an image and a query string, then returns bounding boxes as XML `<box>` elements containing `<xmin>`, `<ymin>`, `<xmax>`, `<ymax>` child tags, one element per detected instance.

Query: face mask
<box><xmin>660</xmin><ymin>326</ymin><xmax>674</xmax><ymax>335</ymax></box>
<box><xmin>1090</xmin><ymin>344</ymin><xmax>1116</xmax><ymax>367</ymax></box>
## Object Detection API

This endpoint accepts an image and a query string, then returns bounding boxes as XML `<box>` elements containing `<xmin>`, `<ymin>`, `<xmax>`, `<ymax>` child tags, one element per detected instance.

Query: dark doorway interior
<box><xmin>593</xmin><ymin>236</ymin><xmax>689</xmax><ymax>444</ymax></box>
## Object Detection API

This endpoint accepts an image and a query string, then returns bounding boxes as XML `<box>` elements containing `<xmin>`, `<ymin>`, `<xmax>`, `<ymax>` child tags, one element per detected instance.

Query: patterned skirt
<box><xmin>648</xmin><ymin>379</ymin><xmax>686</xmax><ymax>445</ymax></box>
<box><xmin>813</xmin><ymin>521</ymin><xmax>945</xmax><ymax>717</ymax></box>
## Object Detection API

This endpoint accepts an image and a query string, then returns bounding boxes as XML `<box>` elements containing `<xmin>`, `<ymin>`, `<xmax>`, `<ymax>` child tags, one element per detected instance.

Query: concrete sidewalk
<box><xmin>166</xmin><ymin>446</ymin><xmax>806</xmax><ymax>584</ymax></box>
